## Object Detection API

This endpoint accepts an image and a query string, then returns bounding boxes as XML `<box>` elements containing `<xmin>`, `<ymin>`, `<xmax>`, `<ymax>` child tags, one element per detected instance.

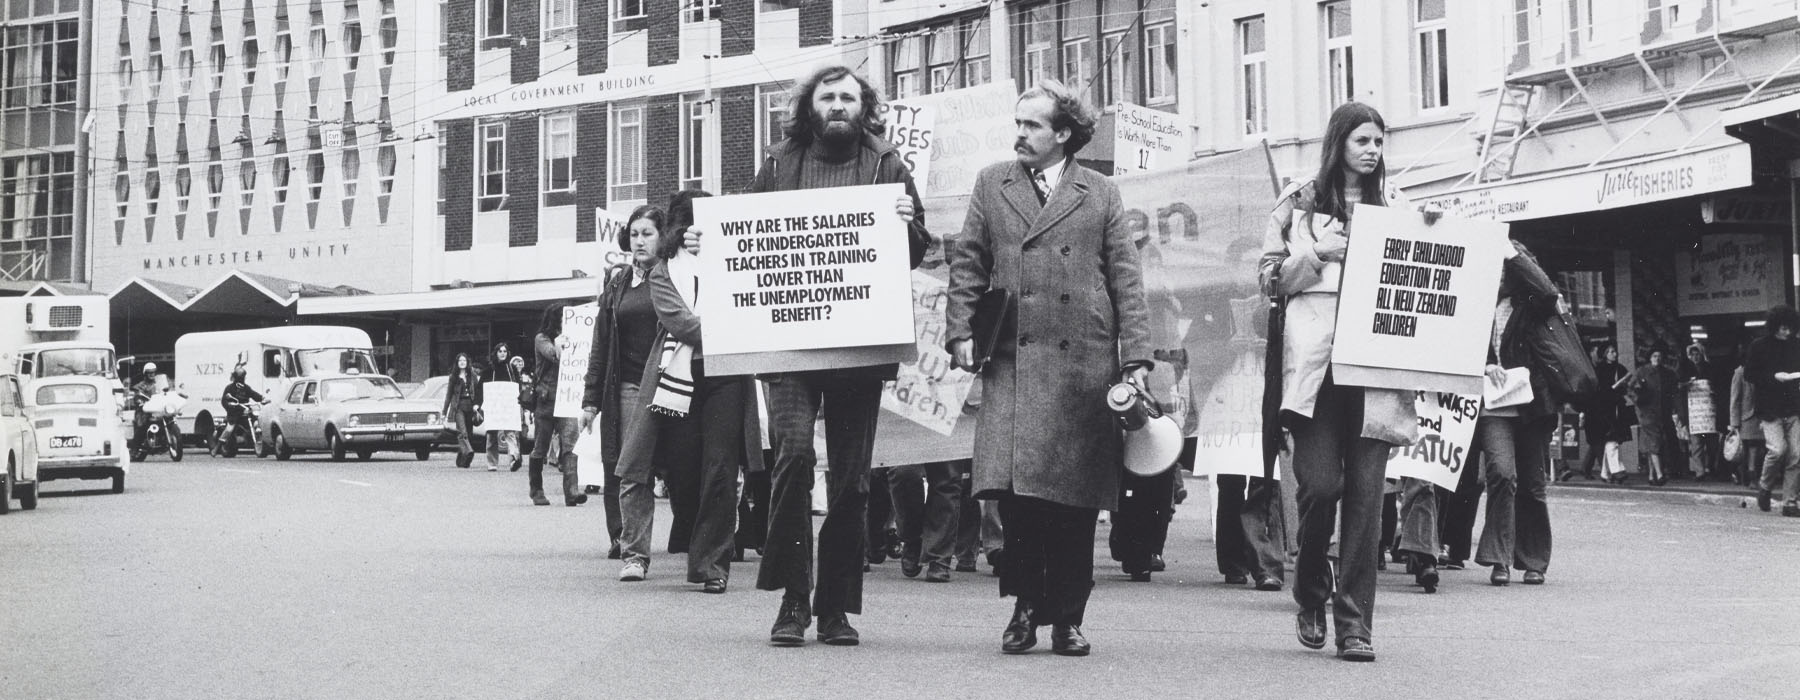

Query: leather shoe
<box><xmin>1296</xmin><ymin>608</ymin><xmax>1327</xmax><ymax>649</ymax></box>
<box><xmin>1149</xmin><ymin>554</ymin><xmax>1166</xmax><ymax>572</ymax></box>
<box><xmin>986</xmin><ymin>549</ymin><xmax>1005</xmax><ymax>577</ymax></box>
<box><xmin>1490</xmin><ymin>565</ymin><xmax>1511</xmax><ymax>586</ymax></box>
<box><xmin>702</xmin><ymin>578</ymin><xmax>727</xmax><ymax>594</ymax></box>
<box><xmin>925</xmin><ymin>562</ymin><xmax>951</xmax><ymax>582</ymax></box>
<box><xmin>1785</xmin><ymin>501</ymin><xmax>1800</xmax><ymax>518</ymax></box>
<box><xmin>955</xmin><ymin>559</ymin><xmax>979</xmax><ymax>573</ymax></box>
<box><xmin>1223</xmin><ymin>573</ymin><xmax>1249</xmax><ymax>585</ymax></box>
<box><xmin>1522</xmin><ymin>570</ymin><xmax>1545</xmax><ymax>585</ymax></box>
<box><xmin>1757</xmin><ymin>488</ymin><xmax>1773</xmax><ymax>512</ymax></box>
<box><xmin>1128</xmin><ymin>571</ymin><xmax>1151</xmax><ymax>582</ymax></box>
<box><xmin>1338</xmin><ymin>637</ymin><xmax>1376</xmax><ymax>662</ymax></box>
<box><xmin>816</xmin><ymin>613</ymin><xmax>859</xmax><ymax>646</ymax></box>
<box><xmin>900</xmin><ymin>554</ymin><xmax>923</xmax><ymax>578</ymax></box>
<box><xmin>607</xmin><ymin>539</ymin><xmax>622</xmax><ymax>560</ymax></box>
<box><xmin>1001</xmin><ymin>601</ymin><xmax>1038</xmax><ymax>654</ymax></box>
<box><xmin>1253</xmin><ymin>574</ymin><xmax>1283</xmax><ymax>592</ymax></box>
<box><xmin>768</xmin><ymin>599</ymin><xmax>811</xmax><ymax>647</ymax></box>
<box><xmin>1051</xmin><ymin>625</ymin><xmax>1091</xmax><ymax>656</ymax></box>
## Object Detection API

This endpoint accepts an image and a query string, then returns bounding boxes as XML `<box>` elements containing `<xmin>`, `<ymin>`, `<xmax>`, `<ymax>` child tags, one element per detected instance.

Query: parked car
<box><xmin>1</xmin><ymin>374</ymin><xmax>40</xmax><ymax>513</ymax></box>
<box><xmin>25</xmin><ymin>375</ymin><xmax>129</xmax><ymax>494</ymax></box>
<box><xmin>405</xmin><ymin>375</ymin><xmax>487</xmax><ymax>449</ymax></box>
<box><xmin>261</xmin><ymin>373</ymin><xmax>444</xmax><ymax>461</ymax></box>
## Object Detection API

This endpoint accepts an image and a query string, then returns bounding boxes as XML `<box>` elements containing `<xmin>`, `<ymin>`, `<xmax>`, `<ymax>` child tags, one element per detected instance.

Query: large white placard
<box><xmin>481</xmin><ymin>381</ymin><xmax>521</xmax><ymax>432</ymax></box>
<box><xmin>879</xmin><ymin>270</ymin><xmax>975</xmax><ymax>436</ymax></box>
<box><xmin>1112</xmin><ymin>102</ymin><xmax>1191</xmax><ymax>174</ymax></box>
<box><xmin>554</xmin><ymin>302</ymin><xmax>598</xmax><ymax>418</ymax></box>
<box><xmin>881</xmin><ymin>100</ymin><xmax>935</xmax><ymax>194</ymax></box>
<box><xmin>892</xmin><ymin>81</ymin><xmax>1018</xmax><ymax>197</ymax></box>
<box><xmin>1332</xmin><ymin>205</ymin><xmax>1510</xmax><ymax>395</ymax></box>
<box><xmin>1387</xmin><ymin>391</ymin><xmax>1481</xmax><ymax>490</ymax></box>
<box><xmin>694</xmin><ymin>184</ymin><xmax>916</xmax><ymax>376</ymax></box>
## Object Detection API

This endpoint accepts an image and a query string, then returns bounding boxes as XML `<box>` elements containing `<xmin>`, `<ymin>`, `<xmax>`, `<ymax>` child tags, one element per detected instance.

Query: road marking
<box><xmin>338</xmin><ymin>479</ymin><xmax>372</xmax><ymax>487</ymax></box>
<box><xmin>220</xmin><ymin>468</ymin><xmax>261</xmax><ymax>474</ymax></box>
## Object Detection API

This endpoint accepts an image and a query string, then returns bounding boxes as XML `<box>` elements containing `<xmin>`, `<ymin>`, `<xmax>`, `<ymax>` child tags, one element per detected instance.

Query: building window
<box><xmin>614</xmin><ymin>0</ymin><xmax>645</xmax><ymax>20</ymax></box>
<box><xmin>1238</xmin><ymin>15</ymin><xmax>1268</xmax><ymax>136</ymax></box>
<box><xmin>1061</xmin><ymin>36</ymin><xmax>1092</xmax><ymax>94</ymax></box>
<box><xmin>176</xmin><ymin>164</ymin><xmax>193</xmax><ymax>214</ymax></box>
<box><xmin>0</xmin><ymin>153</ymin><xmax>77</xmax><ymax>282</ymax></box>
<box><xmin>1</xmin><ymin>21</ymin><xmax>79</xmax><ymax>110</ymax></box>
<box><xmin>1415</xmin><ymin>0</ymin><xmax>1450</xmax><ymax>110</ymax></box>
<box><xmin>1143</xmin><ymin>23</ymin><xmax>1176</xmax><ymax>104</ymax></box>
<box><xmin>306</xmin><ymin>142</ymin><xmax>325</xmax><ymax>203</ymax></box>
<box><xmin>1021</xmin><ymin>6</ymin><xmax>1055</xmax><ymax>89</ymax></box>
<box><xmin>209</xmin><ymin>36</ymin><xmax>227</xmax><ymax>94</ymax></box>
<box><xmin>308</xmin><ymin>14</ymin><xmax>328</xmax><ymax>81</ymax></box>
<box><xmin>545</xmin><ymin>0</ymin><xmax>576</xmax><ymax>31</ymax></box>
<box><xmin>759</xmin><ymin>0</ymin><xmax>801</xmax><ymax>9</ymax></box>
<box><xmin>239</xmin><ymin>159</ymin><xmax>256</xmax><ymax>207</ymax></box>
<box><xmin>757</xmin><ymin>84</ymin><xmax>791</xmax><ymax>151</ymax></box>
<box><xmin>436</xmin><ymin>124</ymin><xmax>448</xmax><ymax>214</ymax></box>
<box><xmin>274</xmin><ymin>28</ymin><xmax>292</xmax><ymax>84</ymax></box>
<box><xmin>679</xmin><ymin>96</ymin><xmax>715</xmax><ymax>192</ymax></box>
<box><xmin>341</xmin><ymin>15</ymin><xmax>363</xmax><ymax>74</ymax></box>
<box><xmin>888</xmin><ymin>36</ymin><xmax>919</xmax><ymax>99</ymax></box>
<box><xmin>147</xmin><ymin>51</ymin><xmax>164</xmax><ymax>101</ymax></box>
<box><xmin>542</xmin><ymin>112</ymin><xmax>575</xmax><ymax>193</ymax></box>
<box><xmin>483</xmin><ymin>0</ymin><xmax>508</xmax><ymax>39</ymax></box>
<box><xmin>609</xmin><ymin>104</ymin><xmax>645</xmax><ymax>203</ymax></box>
<box><xmin>1101</xmin><ymin>32</ymin><xmax>1131</xmax><ymax>107</ymax></box>
<box><xmin>438</xmin><ymin>0</ymin><xmax>450</xmax><ymax>55</ymax></box>
<box><xmin>962</xmin><ymin>18</ymin><xmax>992</xmax><ymax>88</ymax></box>
<box><xmin>116</xmin><ymin>55</ymin><xmax>134</xmax><ymax>103</ymax></box>
<box><xmin>1323</xmin><ymin>1</ymin><xmax>1354</xmax><ymax>108</ymax></box>
<box><xmin>684</xmin><ymin>0</ymin><xmax>721</xmax><ymax>23</ymax></box>
<box><xmin>926</xmin><ymin>26</ymin><xmax>957</xmax><ymax>93</ymax></box>
<box><xmin>273</xmin><ymin>156</ymin><xmax>290</xmax><ymax>204</ymax></box>
<box><xmin>378</xmin><ymin>144</ymin><xmax>397</xmax><ymax>202</ymax></box>
<box><xmin>242</xmin><ymin>37</ymin><xmax>259</xmax><ymax>86</ymax></box>
<box><xmin>177</xmin><ymin>46</ymin><xmax>195</xmax><ymax>97</ymax></box>
<box><xmin>477</xmin><ymin>119</ymin><xmax>507</xmax><ymax>211</ymax></box>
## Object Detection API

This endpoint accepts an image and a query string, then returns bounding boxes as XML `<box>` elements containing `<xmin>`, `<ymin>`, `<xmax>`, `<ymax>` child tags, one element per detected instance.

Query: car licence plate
<box><xmin>385</xmin><ymin>430</ymin><xmax>404</xmax><ymax>441</ymax></box>
<box><xmin>50</xmin><ymin>435</ymin><xmax>82</xmax><ymax>449</ymax></box>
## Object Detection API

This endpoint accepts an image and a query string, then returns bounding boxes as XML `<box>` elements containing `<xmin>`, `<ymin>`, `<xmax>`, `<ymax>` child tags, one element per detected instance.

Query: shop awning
<box><xmin>296</xmin><ymin>277</ymin><xmax>603</xmax><ymax>323</ymax></box>
<box><xmin>1723</xmin><ymin>89</ymin><xmax>1800</xmax><ymax>160</ymax></box>
<box><xmin>1405</xmin><ymin>139</ymin><xmax>1755</xmax><ymax>223</ymax></box>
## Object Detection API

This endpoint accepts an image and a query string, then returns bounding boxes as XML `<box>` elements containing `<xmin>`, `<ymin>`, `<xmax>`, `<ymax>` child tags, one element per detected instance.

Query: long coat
<box><xmin>945</xmin><ymin>159</ymin><xmax>1153</xmax><ymax>512</ymax></box>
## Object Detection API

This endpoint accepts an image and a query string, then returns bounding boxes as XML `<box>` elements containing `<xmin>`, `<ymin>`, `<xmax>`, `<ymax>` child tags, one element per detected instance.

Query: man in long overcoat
<box><xmin>945</xmin><ymin>79</ymin><xmax>1153</xmax><ymax>657</ymax></box>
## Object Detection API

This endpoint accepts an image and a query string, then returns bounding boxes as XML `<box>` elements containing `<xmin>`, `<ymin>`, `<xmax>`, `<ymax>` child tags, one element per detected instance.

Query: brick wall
<box><xmin>576</xmin><ymin>0</ymin><xmax>609</xmax><ymax>74</ymax></box>
<box><xmin>646</xmin><ymin>95</ymin><xmax>680</xmax><ymax>207</ymax></box>
<box><xmin>799</xmin><ymin>0</ymin><xmax>833</xmax><ymax>48</ymax></box>
<box><xmin>446</xmin><ymin>0</ymin><xmax>476</xmax><ymax>92</ymax></box>
<box><xmin>509</xmin><ymin>0</ymin><xmax>541</xmax><ymax>84</ymax></box>
<box><xmin>574</xmin><ymin>105</ymin><xmax>609</xmax><ymax>243</ymax></box>
<box><xmin>648</xmin><ymin>0</ymin><xmax>679</xmax><ymax>66</ymax></box>
<box><xmin>721</xmin><ymin>85</ymin><xmax>758</xmax><ymax>194</ymax></box>
<box><xmin>443</xmin><ymin>119</ymin><xmax>475</xmax><ymax>251</ymax></box>
<box><xmin>721</xmin><ymin>0</ymin><xmax>755</xmax><ymax>57</ymax></box>
<box><xmin>507</xmin><ymin>115</ymin><xmax>540</xmax><ymax>246</ymax></box>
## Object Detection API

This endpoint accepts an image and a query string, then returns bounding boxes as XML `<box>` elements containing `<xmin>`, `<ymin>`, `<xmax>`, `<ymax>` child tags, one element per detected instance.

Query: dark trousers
<box><xmin>890</xmin><ymin>461</ymin><xmax>963</xmax><ymax>567</ymax></box>
<box><xmin>1475</xmin><ymin>415</ymin><xmax>1555</xmax><ymax>574</ymax></box>
<box><xmin>756</xmin><ymin>374</ymin><xmax>882</xmax><ymax>615</ymax></box>
<box><xmin>997</xmin><ymin>494</ymin><xmax>1099</xmax><ymax>627</ymax></box>
<box><xmin>737</xmin><ymin>460</ymin><xmax>772</xmax><ymax>553</ymax></box>
<box><xmin>1396</xmin><ymin>477</ymin><xmax>1440</xmax><ymax>559</ymax></box>
<box><xmin>951</xmin><ymin>460</ymin><xmax>987</xmax><ymax>564</ymax></box>
<box><xmin>1289</xmin><ymin>376</ymin><xmax>1390</xmax><ymax>645</ymax></box>
<box><xmin>1439</xmin><ymin>452</ymin><xmax>1484</xmax><ymax>564</ymax></box>
<box><xmin>658</xmin><ymin>369</ymin><xmax>746</xmax><ymax>583</ymax></box>
<box><xmin>867</xmin><ymin>467</ymin><xmax>897</xmax><ymax>559</ymax></box>
<box><xmin>1110</xmin><ymin>469</ymin><xmax>1174</xmax><ymax>573</ymax></box>
<box><xmin>1215</xmin><ymin>474</ymin><xmax>1287</xmax><ymax>581</ymax></box>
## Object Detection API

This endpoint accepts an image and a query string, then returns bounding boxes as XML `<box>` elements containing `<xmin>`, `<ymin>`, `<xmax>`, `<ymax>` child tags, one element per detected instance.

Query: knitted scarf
<box><xmin>648</xmin><ymin>251</ymin><xmax>701</xmax><ymax>418</ymax></box>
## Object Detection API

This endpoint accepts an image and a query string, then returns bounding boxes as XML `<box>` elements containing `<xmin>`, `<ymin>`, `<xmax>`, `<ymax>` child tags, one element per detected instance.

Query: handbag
<box><xmin>1723</xmin><ymin>430</ymin><xmax>1744</xmax><ymax>463</ymax></box>
<box><xmin>1520</xmin><ymin>302</ymin><xmax>1598</xmax><ymax>402</ymax></box>
<box><xmin>471</xmin><ymin>406</ymin><xmax>485</xmax><ymax>427</ymax></box>
<box><xmin>1483</xmin><ymin>366</ymin><xmax>1534</xmax><ymax>409</ymax></box>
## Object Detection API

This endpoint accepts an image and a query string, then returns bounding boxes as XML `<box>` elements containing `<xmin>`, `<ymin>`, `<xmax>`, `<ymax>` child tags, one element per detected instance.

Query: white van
<box><xmin>172</xmin><ymin>327</ymin><xmax>377</xmax><ymax>441</ymax></box>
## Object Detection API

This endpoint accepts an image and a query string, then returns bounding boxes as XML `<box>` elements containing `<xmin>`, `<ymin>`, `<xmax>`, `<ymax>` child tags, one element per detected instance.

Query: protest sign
<box><xmin>694</xmin><ymin>183</ymin><xmax>916</xmax><ymax>376</ymax></box>
<box><xmin>553</xmin><ymin>302</ymin><xmax>597</xmax><ymax>418</ymax></box>
<box><xmin>1674</xmin><ymin>233</ymin><xmax>1782</xmax><ymax>316</ymax></box>
<box><xmin>1387</xmin><ymin>391</ymin><xmax>1481</xmax><ymax>490</ymax></box>
<box><xmin>1331</xmin><ymin>205</ymin><xmax>1509</xmax><ymax>395</ymax></box>
<box><xmin>1190</xmin><ymin>296</ymin><xmax>1277</xmax><ymax>479</ymax></box>
<box><xmin>481</xmin><ymin>381</ymin><xmax>521</xmax><ymax>432</ymax></box>
<box><xmin>893</xmin><ymin>81</ymin><xmax>1018</xmax><ymax>197</ymax></box>
<box><xmin>882</xmin><ymin>100</ymin><xmax>936</xmax><ymax>193</ymax></box>
<box><xmin>595</xmin><ymin>207</ymin><xmax>628</xmax><ymax>249</ymax></box>
<box><xmin>1686</xmin><ymin>380</ymin><xmax>1717</xmax><ymax>434</ymax></box>
<box><xmin>879</xmin><ymin>270</ymin><xmax>976</xmax><ymax>437</ymax></box>
<box><xmin>1113</xmin><ymin>102</ymin><xmax>1192</xmax><ymax>175</ymax></box>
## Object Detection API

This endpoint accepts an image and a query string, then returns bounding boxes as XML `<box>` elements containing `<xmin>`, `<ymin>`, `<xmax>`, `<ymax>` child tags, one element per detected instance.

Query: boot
<box><xmin>528</xmin><ymin>457</ymin><xmax>550</xmax><ymax>506</ymax></box>
<box><xmin>561</xmin><ymin>454</ymin><xmax>588</xmax><ymax>506</ymax></box>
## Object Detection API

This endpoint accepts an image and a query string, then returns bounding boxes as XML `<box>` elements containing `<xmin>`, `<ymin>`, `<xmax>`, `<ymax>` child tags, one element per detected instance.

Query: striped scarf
<box><xmin>648</xmin><ymin>338</ymin><xmax>695</xmax><ymax>418</ymax></box>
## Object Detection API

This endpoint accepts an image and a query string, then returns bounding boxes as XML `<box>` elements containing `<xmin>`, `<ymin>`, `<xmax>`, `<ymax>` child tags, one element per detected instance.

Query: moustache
<box><xmin>1014</xmin><ymin>141</ymin><xmax>1037</xmax><ymax>154</ymax></box>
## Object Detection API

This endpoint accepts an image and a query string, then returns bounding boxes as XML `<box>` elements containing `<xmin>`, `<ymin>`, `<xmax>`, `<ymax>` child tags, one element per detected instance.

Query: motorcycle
<box><xmin>129</xmin><ymin>388</ymin><xmax>185</xmax><ymax>462</ymax></box>
<box><xmin>211</xmin><ymin>400</ymin><xmax>267</xmax><ymax>458</ymax></box>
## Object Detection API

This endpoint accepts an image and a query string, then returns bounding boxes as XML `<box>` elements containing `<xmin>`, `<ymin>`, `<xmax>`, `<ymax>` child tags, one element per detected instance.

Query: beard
<box><xmin>811</xmin><ymin>111</ymin><xmax>860</xmax><ymax>149</ymax></box>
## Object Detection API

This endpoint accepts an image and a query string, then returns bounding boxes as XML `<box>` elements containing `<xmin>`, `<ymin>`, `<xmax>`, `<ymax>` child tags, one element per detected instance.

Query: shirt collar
<box><xmin>1035</xmin><ymin>157</ymin><xmax>1069</xmax><ymax>192</ymax></box>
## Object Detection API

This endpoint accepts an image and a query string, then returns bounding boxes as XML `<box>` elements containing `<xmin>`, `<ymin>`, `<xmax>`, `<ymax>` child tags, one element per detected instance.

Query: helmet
<box><xmin>230</xmin><ymin>367</ymin><xmax>247</xmax><ymax>382</ymax></box>
<box><xmin>142</xmin><ymin>362</ymin><xmax>158</xmax><ymax>376</ymax></box>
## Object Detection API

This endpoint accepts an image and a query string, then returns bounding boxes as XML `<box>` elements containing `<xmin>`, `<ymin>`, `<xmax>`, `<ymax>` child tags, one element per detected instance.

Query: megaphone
<box><xmin>1107</xmin><ymin>382</ymin><xmax>1183</xmax><ymax>477</ymax></box>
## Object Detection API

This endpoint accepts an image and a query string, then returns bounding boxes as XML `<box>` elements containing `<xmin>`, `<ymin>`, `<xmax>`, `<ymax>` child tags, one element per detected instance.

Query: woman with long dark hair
<box><xmin>1630</xmin><ymin>347</ymin><xmax>1683</xmax><ymax>486</ymax></box>
<box><xmin>611</xmin><ymin>190</ymin><xmax>764</xmax><ymax>590</ymax></box>
<box><xmin>443</xmin><ymin>352</ymin><xmax>483</xmax><ymax>469</ymax></box>
<box><xmin>1259</xmin><ymin>102</ymin><xmax>1424</xmax><ymax>662</ymax></box>
<box><xmin>581</xmin><ymin>204</ymin><xmax>668</xmax><ymax>561</ymax></box>
<box><xmin>1570</xmin><ymin>343</ymin><xmax>1630</xmax><ymax>480</ymax></box>
<box><xmin>528</xmin><ymin>303</ymin><xmax>589</xmax><ymax>506</ymax></box>
<box><xmin>484</xmin><ymin>343</ymin><xmax>523</xmax><ymax>471</ymax></box>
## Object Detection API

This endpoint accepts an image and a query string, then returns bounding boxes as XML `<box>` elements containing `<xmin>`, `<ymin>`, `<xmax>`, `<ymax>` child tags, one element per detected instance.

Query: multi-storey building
<box><xmin>0</xmin><ymin>0</ymin><xmax>87</xmax><ymax>286</ymax></box>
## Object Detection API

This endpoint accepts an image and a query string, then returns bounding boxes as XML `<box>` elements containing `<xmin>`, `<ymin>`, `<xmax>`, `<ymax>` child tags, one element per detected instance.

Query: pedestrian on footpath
<box><xmin>484</xmin><ymin>343</ymin><xmax>523</xmax><ymax>472</ymax></box>
<box><xmin>1745</xmin><ymin>305</ymin><xmax>1800</xmax><ymax>516</ymax></box>
<box><xmin>1473</xmin><ymin>240</ymin><xmax>1561</xmax><ymax>588</ymax></box>
<box><xmin>529</xmin><ymin>305</ymin><xmax>588</xmax><ymax>507</ymax></box>
<box><xmin>946</xmin><ymin>78</ymin><xmax>1153</xmax><ymax>658</ymax></box>
<box><xmin>1395</xmin><ymin>476</ymin><xmax>1442</xmax><ymax>592</ymax></box>
<box><xmin>611</xmin><ymin>190</ymin><xmax>763</xmax><ymax>593</ymax></box>
<box><xmin>887</xmin><ymin>460</ymin><xmax>964</xmax><ymax>582</ymax></box>
<box><xmin>1630</xmin><ymin>348</ymin><xmax>1683</xmax><ymax>486</ymax></box>
<box><xmin>582</xmin><ymin>204</ymin><xmax>667</xmax><ymax>560</ymax></box>
<box><xmin>1681</xmin><ymin>343</ymin><xmax>1728</xmax><ymax>481</ymax></box>
<box><xmin>444</xmin><ymin>353</ymin><xmax>483</xmax><ymax>469</ymax></box>
<box><xmin>684</xmin><ymin>64</ymin><xmax>930</xmax><ymax>647</ymax></box>
<box><xmin>1259</xmin><ymin>102</ymin><xmax>1426</xmax><ymax>663</ymax></box>
<box><xmin>1569</xmin><ymin>344</ymin><xmax>1629</xmax><ymax>481</ymax></box>
<box><xmin>1729</xmin><ymin>348</ymin><xmax>1765</xmax><ymax>488</ymax></box>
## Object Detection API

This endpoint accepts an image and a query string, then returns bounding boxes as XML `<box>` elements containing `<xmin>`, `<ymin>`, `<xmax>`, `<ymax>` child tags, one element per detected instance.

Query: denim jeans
<box><xmin>890</xmin><ymin>461</ymin><xmax>963</xmax><ymax>567</ymax></box>
<box><xmin>1759</xmin><ymin>415</ymin><xmax>1800</xmax><ymax>503</ymax></box>
<box><xmin>1215</xmin><ymin>474</ymin><xmax>1287</xmax><ymax>581</ymax></box>
<box><xmin>1396</xmin><ymin>477</ymin><xmax>1440</xmax><ymax>560</ymax></box>
<box><xmin>1289</xmin><ymin>376</ymin><xmax>1391</xmax><ymax>645</ymax></box>
<box><xmin>1475</xmin><ymin>415</ymin><xmax>1555</xmax><ymax>573</ymax></box>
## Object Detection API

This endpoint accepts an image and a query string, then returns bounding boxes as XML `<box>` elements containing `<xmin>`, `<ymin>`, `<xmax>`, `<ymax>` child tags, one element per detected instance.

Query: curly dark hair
<box><xmin>1018</xmin><ymin>78</ymin><xmax>1098</xmax><ymax>155</ymax></box>
<box><xmin>538</xmin><ymin>302</ymin><xmax>567</xmax><ymax>339</ymax></box>
<box><xmin>783</xmin><ymin>64</ymin><xmax>886</xmax><ymax>144</ymax></box>
<box><xmin>619</xmin><ymin>204</ymin><xmax>667</xmax><ymax>252</ymax></box>
<box><xmin>660</xmin><ymin>189</ymin><xmax>714</xmax><ymax>259</ymax></box>
<box><xmin>1768</xmin><ymin>305</ymin><xmax>1800</xmax><ymax>335</ymax></box>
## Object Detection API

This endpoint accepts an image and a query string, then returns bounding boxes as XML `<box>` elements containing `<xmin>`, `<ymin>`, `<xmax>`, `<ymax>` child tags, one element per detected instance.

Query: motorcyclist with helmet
<box><xmin>128</xmin><ymin>363</ymin><xmax>163</xmax><ymax>448</ymax></box>
<box><xmin>215</xmin><ymin>366</ymin><xmax>267</xmax><ymax>456</ymax></box>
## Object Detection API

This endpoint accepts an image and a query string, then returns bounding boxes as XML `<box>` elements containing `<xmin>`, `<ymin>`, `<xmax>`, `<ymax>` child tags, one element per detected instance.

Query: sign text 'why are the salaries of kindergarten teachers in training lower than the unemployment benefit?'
<box><xmin>694</xmin><ymin>183</ymin><xmax>916</xmax><ymax>374</ymax></box>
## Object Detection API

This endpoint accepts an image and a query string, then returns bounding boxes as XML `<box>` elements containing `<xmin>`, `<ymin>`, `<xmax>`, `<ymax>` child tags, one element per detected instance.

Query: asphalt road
<box><xmin>4</xmin><ymin>451</ymin><xmax>1798</xmax><ymax>700</ymax></box>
